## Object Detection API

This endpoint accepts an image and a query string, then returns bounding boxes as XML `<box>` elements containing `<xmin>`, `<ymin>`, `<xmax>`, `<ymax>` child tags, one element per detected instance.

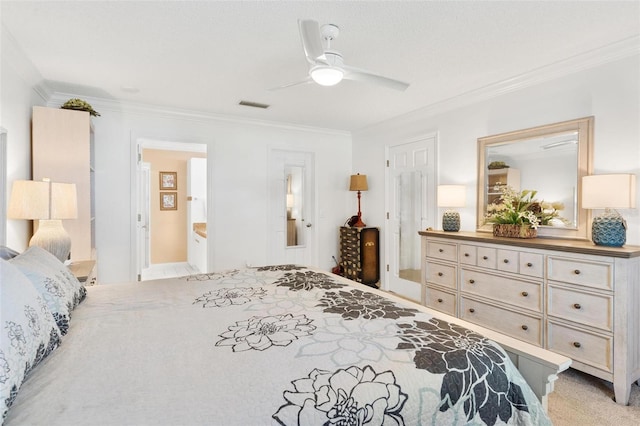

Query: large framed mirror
<box><xmin>477</xmin><ymin>116</ymin><xmax>593</xmax><ymax>239</ymax></box>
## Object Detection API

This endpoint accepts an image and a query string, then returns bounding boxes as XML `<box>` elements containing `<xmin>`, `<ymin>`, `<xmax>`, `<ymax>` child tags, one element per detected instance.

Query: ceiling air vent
<box><xmin>239</xmin><ymin>100</ymin><xmax>270</xmax><ymax>109</ymax></box>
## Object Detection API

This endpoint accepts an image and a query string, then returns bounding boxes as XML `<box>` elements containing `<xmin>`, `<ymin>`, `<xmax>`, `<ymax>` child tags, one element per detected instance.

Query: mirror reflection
<box><xmin>485</xmin><ymin>131</ymin><xmax>578</xmax><ymax>228</ymax></box>
<box><xmin>397</xmin><ymin>170</ymin><xmax>422</xmax><ymax>283</ymax></box>
<box><xmin>286</xmin><ymin>167</ymin><xmax>304</xmax><ymax>247</ymax></box>
<box><xmin>477</xmin><ymin>116</ymin><xmax>593</xmax><ymax>239</ymax></box>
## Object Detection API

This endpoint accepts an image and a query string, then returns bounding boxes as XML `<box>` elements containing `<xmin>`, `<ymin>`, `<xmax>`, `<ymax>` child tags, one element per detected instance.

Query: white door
<box><xmin>136</xmin><ymin>162</ymin><xmax>151</xmax><ymax>280</ymax></box>
<box><xmin>385</xmin><ymin>135</ymin><xmax>437</xmax><ymax>301</ymax></box>
<box><xmin>268</xmin><ymin>150</ymin><xmax>316</xmax><ymax>265</ymax></box>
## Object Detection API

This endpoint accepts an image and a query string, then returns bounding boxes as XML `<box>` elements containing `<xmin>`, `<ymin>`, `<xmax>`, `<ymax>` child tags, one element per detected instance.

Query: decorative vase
<box><xmin>492</xmin><ymin>224</ymin><xmax>537</xmax><ymax>239</ymax></box>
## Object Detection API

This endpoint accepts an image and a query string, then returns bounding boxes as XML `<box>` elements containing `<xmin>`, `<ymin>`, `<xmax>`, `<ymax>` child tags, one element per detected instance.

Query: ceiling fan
<box><xmin>272</xmin><ymin>19</ymin><xmax>410</xmax><ymax>91</ymax></box>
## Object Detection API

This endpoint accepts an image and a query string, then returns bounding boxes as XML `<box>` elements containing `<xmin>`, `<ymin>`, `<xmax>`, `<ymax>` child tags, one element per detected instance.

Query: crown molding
<box><xmin>46</xmin><ymin>92</ymin><xmax>351</xmax><ymax>138</ymax></box>
<box><xmin>358</xmin><ymin>35</ymin><xmax>640</xmax><ymax>134</ymax></box>
<box><xmin>1</xmin><ymin>24</ymin><xmax>52</xmax><ymax>103</ymax></box>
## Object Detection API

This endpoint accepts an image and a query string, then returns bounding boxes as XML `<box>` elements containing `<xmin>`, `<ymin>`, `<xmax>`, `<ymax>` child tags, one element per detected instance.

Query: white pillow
<box><xmin>9</xmin><ymin>247</ymin><xmax>86</xmax><ymax>335</ymax></box>
<box><xmin>0</xmin><ymin>259</ymin><xmax>62</xmax><ymax>421</ymax></box>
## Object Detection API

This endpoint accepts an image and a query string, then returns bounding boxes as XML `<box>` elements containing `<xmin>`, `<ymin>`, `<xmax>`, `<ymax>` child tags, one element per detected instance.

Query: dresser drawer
<box><xmin>497</xmin><ymin>249</ymin><xmax>519</xmax><ymax>273</ymax></box>
<box><xmin>460</xmin><ymin>297</ymin><xmax>542</xmax><ymax>346</ymax></box>
<box><xmin>425</xmin><ymin>286</ymin><xmax>456</xmax><ymax>316</ymax></box>
<box><xmin>426</xmin><ymin>262</ymin><xmax>457</xmax><ymax>289</ymax></box>
<box><xmin>459</xmin><ymin>245</ymin><xmax>477</xmax><ymax>265</ymax></box>
<box><xmin>547</xmin><ymin>284</ymin><xmax>613</xmax><ymax>331</ymax></box>
<box><xmin>426</xmin><ymin>241</ymin><xmax>457</xmax><ymax>262</ymax></box>
<box><xmin>519</xmin><ymin>252</ymin><xmax>544</xmax><ymax>278</ymax></box>
<box><xmin>460</xmin><ymin>269</ymin><xmax>542</xmax><ymax>313</ymax></box>
<box><xmin>547</xmin><ymin>320</ymin><xmax>612</xmax><ymax>373</ymax></box>
<box><xmin>547</xmin><ymin>256</ymin><xmax>613</xmax><ymax>290</ymax></box>
<box><xmin>477</xmin><ymin>247</ymin><xmax>497</xmax><ymax>269</ymax></box>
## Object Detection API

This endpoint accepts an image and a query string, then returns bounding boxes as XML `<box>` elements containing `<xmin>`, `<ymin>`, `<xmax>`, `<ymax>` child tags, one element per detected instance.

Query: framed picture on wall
<box><xmin>160</xmin><ymin>171</ymin><xmax>177</xmax><ymax>190</ymax></box>
<box><xmin>160</xmin><ymin>192</ymin><xmax>177</xmax><ymax>210</ymax></box>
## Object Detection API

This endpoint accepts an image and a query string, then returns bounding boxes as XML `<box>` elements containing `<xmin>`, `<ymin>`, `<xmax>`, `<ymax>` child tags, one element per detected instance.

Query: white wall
<box><xmin>0</xmin><ymin>25</ymin><xmax>47</xmax><ymax>248</ymax></box>
<box><xmin>353</xmin><ymin>55</ymin><xmax>640</xmax><ymax>287</ymax></box>
<box><xmin>79</xmin><ymin>102</ymin><xmax>352</xmax><ymax>283</ymax></box>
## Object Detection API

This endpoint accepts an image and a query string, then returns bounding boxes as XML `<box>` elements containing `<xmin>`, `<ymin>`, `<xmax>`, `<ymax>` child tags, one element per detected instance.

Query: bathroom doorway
<box><xmin>135</xmin><ymin>139</ymin><xmax>208</xmax><ymax>281</ymax></box>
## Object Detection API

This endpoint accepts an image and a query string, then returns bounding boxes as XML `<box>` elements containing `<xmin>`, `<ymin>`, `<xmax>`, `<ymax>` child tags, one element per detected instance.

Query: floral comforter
<box><xmin>6</xmin><ymin>265</ymin><xmax>551</xmax><ymax>425</ymax></box>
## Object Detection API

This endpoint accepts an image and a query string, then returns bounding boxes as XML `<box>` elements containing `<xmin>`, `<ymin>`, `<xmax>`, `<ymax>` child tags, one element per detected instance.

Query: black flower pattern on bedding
<box><xmin>193</xmin><ymin>287</ymin><xmax>267</xmax><ymax>308</ymax></box>
<box><xmin>275</xmin><ymin>270</ymin><xmax>346</xmax><ymax>292</ymax></box>
<box><xmin>185</xmin><ymin>269</ymin><xmax>240</xmax><ymax>281</ymax></box>
<box><xmin>317</xmin><ymin>289</ymin><xmax>418</xmax><ymax>321</ymax></box>
<box><xmin>273</xmin><ymin>365</ymin><xmax>407</xmax><ymax>425</ymax></box>
<box><xmin>216</xmin><ymin>314</ymin><xmax>315</xmax><ymax>352</ymax></box>
<box><xmin>396</xmin><ymin>318</ymin><xmax>529</xmax><ymax>425</ymax></box>
<box><xmin>256</xmin><ymin>264</ymin><xmax>305</xmax><ymax>272</ymax></box>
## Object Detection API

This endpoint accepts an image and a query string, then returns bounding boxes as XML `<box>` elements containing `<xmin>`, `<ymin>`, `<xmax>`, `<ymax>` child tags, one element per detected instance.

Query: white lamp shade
<box><xmin>8</xmin><ymin>180</ymin><xmax>77</xmax><ymax>220</ymax></box>
<box><xmin>8</xmin><ymin>180</ymin><xmax>51</xmax><ymax>219</ymax></box>
<box><xmin>51</xmin><ymin>182</ymin><xmax>78</xmax><ymax>219</ymax></box>
<box><xmin>582</xmin><ymin>174</ymin><xmax>637</xmax><ymax>209</ymax></box>
<box><xmin>437</xmin><ymin>185</ymin><xmax>466</xmax><ymax>208</ymax></box>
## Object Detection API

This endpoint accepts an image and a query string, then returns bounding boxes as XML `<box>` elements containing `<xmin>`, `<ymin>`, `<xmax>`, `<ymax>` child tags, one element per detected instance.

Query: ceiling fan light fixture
<box><xmin>310</xmin><ymin>66</ymin><xmax>344</xmax><ymax>86</ymax></box>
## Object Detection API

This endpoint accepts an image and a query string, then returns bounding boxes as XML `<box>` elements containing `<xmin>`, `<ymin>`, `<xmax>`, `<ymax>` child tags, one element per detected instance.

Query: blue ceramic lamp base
<box><xmin>591</xmin><ymin>209</ymin><xmax>626</xmax><ymax>247</ymax></box>
<box><xmin>442</xmin><ymin>210</ymin><xmax>460</xmax><ymax>232</ymax></box>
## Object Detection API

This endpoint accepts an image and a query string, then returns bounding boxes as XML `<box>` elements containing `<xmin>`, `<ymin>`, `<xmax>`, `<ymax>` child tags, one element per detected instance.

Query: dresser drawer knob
<box><xmin>573</xmin><ymin>303</ymin><xmax>582</xmax><ymax>310</ymax></box>
<box><xmin>482</xmin><ymin>256</ymin><xmax>488</xmax><ymax>260</ymax></box>
<box><xmin>574</xmin><ymin>269</ymin><xmax>581</xmax><ymax>275</ymax></box>
<box><xmin>437</xmin><ymin>272</ymin><xmax>444</xmax><ymax>277</ymax></box>
<box><xmin>469</xmin><ymin>308</ymin><xmax>475</xmax><ymax>313</ymax></box>
<box><xmin>464</xmin><ymin>253</ymin><xmax>470</xmax><ymax>257</ymax></box>
<box><xmin>469</xmin><ymin>279</ymin><xmax>475</xmax><ymax>284</ymax></box>
<box><xmin>503</xmin><ymin>259</ymin><xmax>509</xmax><ymax>264</ymax></box>
<box><xmin>573</xmin><ymin>342</ymin><xmax>582</xmax><ymax>348</ymax></box>
<box><xmin>521</xmin><ymin>325</ymin><xmax>528</xmax><ymax>331</ymax></box>
<box><xmin>521</xmin><ymin>291</ymin><xmax>528</xmax><ymax>297</ymax></box>
<box><xmin>439</xmin><ymin>249</ymin><xmax>444</xmax><ymax>253</ymax></box>
<box><xmin>437</xmin><ymin>298</ymin><xmax>443</xmax><ymax>303</ymax></box>
<box><xmin>526</xmin><ymin>262</ymin><xmax>533</xmax><ymax>267</ymax></box>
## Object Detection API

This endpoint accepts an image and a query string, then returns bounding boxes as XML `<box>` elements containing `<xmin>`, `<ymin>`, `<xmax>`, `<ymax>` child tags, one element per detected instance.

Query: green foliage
<box><xmin>60</xmin><ymin>98</ymin><xmax>100</xmax><ymax>117</ymax></box>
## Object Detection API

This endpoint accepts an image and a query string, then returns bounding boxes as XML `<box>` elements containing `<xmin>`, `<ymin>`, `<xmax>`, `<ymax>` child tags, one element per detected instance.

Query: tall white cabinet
<box><xmin>32</xmin><ymin>106</ymin><xmax>95</xmax><ymax>262</ymax></box>
<box><xmin>420</xmin><ymin>230</ymin><xmax>640</xmax><ymax>405</ymax></box>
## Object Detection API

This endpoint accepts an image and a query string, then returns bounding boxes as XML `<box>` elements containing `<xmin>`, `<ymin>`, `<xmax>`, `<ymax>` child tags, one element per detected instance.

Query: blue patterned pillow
<box><xmin>0</xmin><ymin>259</ymin><xmax>62</xmax><ymax>421</ymax></box>
<box><xmin>9</xmin><ymin>247</ymin><xmax>86</xmax><ymax>335</ymax></box>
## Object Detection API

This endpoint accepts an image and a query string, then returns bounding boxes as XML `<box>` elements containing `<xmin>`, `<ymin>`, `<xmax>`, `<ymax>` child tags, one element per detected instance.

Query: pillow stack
<box><xmin>1</xmin><ymin>247</ymin><xmax>87</xmax><ymax>421</ymax></box>
<box><xmin>9</xmin><ymin>247</ymin><xmax>86</xmax><ymax>335</ymax></box>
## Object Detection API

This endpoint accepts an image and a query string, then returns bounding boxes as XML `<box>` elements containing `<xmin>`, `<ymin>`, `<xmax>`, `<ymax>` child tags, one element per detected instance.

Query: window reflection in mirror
<box><xmin>286</xmin><ymin>167</ymin><xmax>304</xmax><ymax>247</ymax></box>
<box><xmin>485</xmin><ymin>131</ymin><xmax>579</xmax><ymax>228</ymax></box>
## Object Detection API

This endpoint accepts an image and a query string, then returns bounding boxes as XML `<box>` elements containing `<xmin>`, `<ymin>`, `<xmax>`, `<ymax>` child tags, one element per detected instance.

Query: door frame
<box><xmin>130</xmin><ymin>137</ymin><xmax>209</xmax><ymax>281</ymax></box>
<box><xmin>383</xmin><ymin>133</ymin><xmax>438</xmax><ymax>293</ymax></box>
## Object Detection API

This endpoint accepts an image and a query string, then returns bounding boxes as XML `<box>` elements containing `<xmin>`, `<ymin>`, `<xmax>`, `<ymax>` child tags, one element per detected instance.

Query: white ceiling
<box><xmin>2</xmin><ymin>1</ymin><xmax>639</xmax><ymax>132</ymax></box>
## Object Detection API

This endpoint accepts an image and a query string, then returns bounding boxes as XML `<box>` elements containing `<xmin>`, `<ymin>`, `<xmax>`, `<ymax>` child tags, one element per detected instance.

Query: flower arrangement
<box><xmin>538</xmin><ymin>201</ymin><xmax>568</xmax><ymax>226</ymax></box>
<box><xmin>485</xmin><ymin>186</ymin><xmax>541</xmax><ymax>229</ymax></box>
<box><xmin>485</xmin><ymin>185</ymin><xmax>568</xmax><ymax>230</ymax></box>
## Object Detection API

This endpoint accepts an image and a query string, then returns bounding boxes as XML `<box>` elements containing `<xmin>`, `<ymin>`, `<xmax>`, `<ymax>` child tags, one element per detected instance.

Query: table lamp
<box><xmin>349</xmin><ymin>173</ymin><xmax>368</xmax><ymax>227</ymax></box>
<box><xmin>8</xmin><ymin>179</ymin><xmax>78</xmax><ymax>261</ymax></box>
<box><xmin>437</xmin><ymin>185</ymin><xmax>466</xmax><ymax>232</ymax></box>
<box><xmin>582</xmin><ymin>174</ymin><xmax>636</xmax><ymax>247</ymax></box>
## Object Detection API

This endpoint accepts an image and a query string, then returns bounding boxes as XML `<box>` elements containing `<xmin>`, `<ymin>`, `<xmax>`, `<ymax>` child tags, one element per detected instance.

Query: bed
<box><xmin>2</xmin><ymin>250</ymin><xmax>570</xmax><ymax>425</ymax></box>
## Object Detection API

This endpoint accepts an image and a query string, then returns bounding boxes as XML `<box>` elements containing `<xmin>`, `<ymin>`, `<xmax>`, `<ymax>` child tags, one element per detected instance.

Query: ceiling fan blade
<box><xmin>268</xmin><ymin>77</ymin><xmax>313</xmax><ymax>91</ymax></box>
<box><xmin>343</xmin><ymin>65</ymin><xmax>410</xmax><ymax>91</ymax></box>
<box><xmin>298</xmin><ymin>19</ymin><xmax>326</xmax><ymax>64</ymax></box>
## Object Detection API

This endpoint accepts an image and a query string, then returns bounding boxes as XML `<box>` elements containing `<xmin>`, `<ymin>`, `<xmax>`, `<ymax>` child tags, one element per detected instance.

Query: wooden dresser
<box><xmin>419</xmin><ymin>230</ymin><xmax>640</xmax><ymax>405</ymax></box>
<box><xmin>339</xmin><ymin>227</ymin><xmax>380</xmax><ymax>288</ymax></box>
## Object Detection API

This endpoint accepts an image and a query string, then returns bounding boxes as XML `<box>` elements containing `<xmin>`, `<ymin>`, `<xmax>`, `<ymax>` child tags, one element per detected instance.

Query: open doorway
<box><xmin>136</xmin><ymin>139</ymin><xmax>208</xmax><ymax>281</ymax></box>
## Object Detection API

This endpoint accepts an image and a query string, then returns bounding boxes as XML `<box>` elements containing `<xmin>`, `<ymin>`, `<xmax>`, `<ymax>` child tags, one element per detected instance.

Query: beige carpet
<box><xmin>548</xmin><ymin>368</ymin><xmax>640</xmax><ymax>425</ymax></box>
